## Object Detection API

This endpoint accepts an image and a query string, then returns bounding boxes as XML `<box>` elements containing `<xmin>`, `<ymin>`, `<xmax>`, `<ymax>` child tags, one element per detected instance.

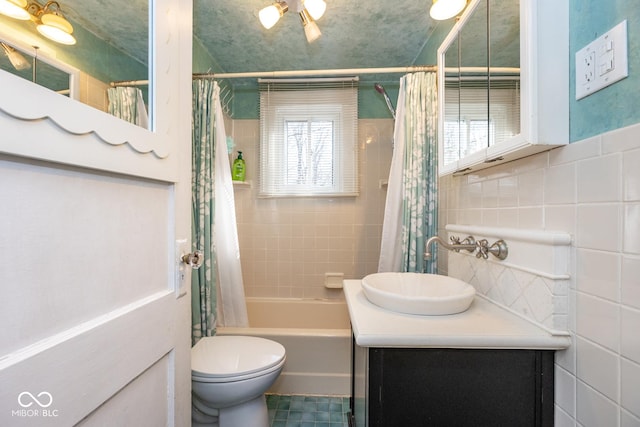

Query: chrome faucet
<box><xmin>424</xmin><ymin>235</ymin><xmax>477</xmax><ymax>260</ymax></box>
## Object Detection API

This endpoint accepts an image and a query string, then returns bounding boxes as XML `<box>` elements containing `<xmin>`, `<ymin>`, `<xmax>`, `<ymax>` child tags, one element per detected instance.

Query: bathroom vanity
<box><xmin>344</xmin><ymin>280</ymin><xmax>570</xmax><ymax>427</ymax></box>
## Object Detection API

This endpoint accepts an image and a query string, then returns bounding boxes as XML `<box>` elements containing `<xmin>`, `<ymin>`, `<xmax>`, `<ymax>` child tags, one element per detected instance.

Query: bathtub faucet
<box><xmin>424</xmin><ymin>235</ymin><xmax>477</xmax><ymax>260</ymax></box>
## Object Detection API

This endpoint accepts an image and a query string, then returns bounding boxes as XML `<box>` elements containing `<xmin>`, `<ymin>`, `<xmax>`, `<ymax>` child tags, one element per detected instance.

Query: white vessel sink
<box><xmin>361</xmin><ymin>272</ymin><xmax>476</xmax><ymax>315</ymax></box>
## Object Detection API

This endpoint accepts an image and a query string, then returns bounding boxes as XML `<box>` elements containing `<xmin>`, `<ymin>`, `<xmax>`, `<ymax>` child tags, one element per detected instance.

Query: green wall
<box><xmin>228</xmin><ymin>79</ymin><xmax>402</xmax><ymax>120</ymax></box>
<box><xmin>204</xmin><ymin>18</ymin><xmax>456</xmax><ymax>120</ymax></box>
<box><xmin>570</xmin><ymin>1</ymin><xmax>640</xmax><ymax>142</ymax></box>
<box><xmin>193</xmin><ymin>37</ymin><xmax>226</xmax><ymax>75</ymax></box>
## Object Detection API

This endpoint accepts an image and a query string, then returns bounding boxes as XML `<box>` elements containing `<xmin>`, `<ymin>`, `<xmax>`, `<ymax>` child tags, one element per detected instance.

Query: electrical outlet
<box><xmin>580</xmin><ymin>51</ymin><xmax>596</xmax><ymax>85</ymax></box>
<box><xmin>576</xmin><ymin>20</ymin><xmax>628</xmax><ymax>100</ymax></box>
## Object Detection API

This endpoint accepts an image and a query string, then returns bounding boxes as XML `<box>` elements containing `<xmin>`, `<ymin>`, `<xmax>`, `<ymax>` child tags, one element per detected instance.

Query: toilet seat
<box><xmin>192</xmin><ymin>336</ymin><xmax>286</xmax><ymax>383</ymax></box>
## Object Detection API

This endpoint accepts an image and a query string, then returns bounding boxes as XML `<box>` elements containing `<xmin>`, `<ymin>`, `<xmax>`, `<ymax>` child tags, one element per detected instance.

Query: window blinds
<box><xmin>258</xmin><ymin>77</ymin><xmax>359</xmax><ymax>197</ymax></box>
<box><xmin>443</xmin><ymin>77</ymin><xmax>521</xmax><ymax>163</ymax></box>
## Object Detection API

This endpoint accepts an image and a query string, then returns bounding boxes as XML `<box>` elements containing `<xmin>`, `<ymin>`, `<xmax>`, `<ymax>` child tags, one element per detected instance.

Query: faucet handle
<box><xmin>476</xmin><ymin>239</ymin><xmax>489</xmax><ymax>259</ymax></box>
<box><xmin>476</xmin><ymin>239</ymin><xmax>508</xmax><ymax>260</ymax></box>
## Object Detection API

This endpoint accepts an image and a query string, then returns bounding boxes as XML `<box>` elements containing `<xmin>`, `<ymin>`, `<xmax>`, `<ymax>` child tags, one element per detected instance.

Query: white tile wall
<box><xmin>79</xmin><ymin>72</ymin><xmax>110</xmax><ymax>113</ymax></box>
<box><xmin>576</xmin><ymin>249</ymin><xmax>620</xmax><ymax>301</ymax></box>
<box><xmin>623</xmin><ymin>410</ymin><xmax>640</xmax><ymax>427</ymax></box>
<box><xmin>576</xmin><ymin>380</ymin><xmax>619</xmax><ymax>427</ymax></box>
<box><xmin>576</xmin><ymin>337</ymin><xmax>619</xmax><ymax>401</ymax></box>
<box><xmin>439</xmin><ymin>121</ymin><xmax>640</xmax><ymax>426</ymax></box>
<box><xmin>231</xmin><ymin>119</ymin><xmax>393</xmax><ymax>299</ymax></box>
<box><xmin>621</xmin><ymin>359</ymin><xmax>640</xmax><ymax>419</ymax></box>
<box><xmin>622</xmin><ymin>256</ymin><xmax>640</xmax><ymax>310</ymax></box>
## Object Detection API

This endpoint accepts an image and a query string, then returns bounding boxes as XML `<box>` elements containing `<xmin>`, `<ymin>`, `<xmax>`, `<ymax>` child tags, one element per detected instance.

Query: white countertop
<box><xmin>344</xmin><ymin>280</ymin><xmax>571</xmax><ymax>349</ymax></box>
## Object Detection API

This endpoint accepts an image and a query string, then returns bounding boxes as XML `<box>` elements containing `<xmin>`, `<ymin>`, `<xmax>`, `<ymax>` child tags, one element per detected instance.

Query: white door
<box><xmin>0</xmin><ymin>0</ymin><xmax>193</xmax><ymax>425</ymax></box>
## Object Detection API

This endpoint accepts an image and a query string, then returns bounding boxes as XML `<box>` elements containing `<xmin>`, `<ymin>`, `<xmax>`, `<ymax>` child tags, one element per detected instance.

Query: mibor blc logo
<box><xmin>12</xmin><ymin>392</ymin><xmax>59</xmax><ymax>418</ymax></box>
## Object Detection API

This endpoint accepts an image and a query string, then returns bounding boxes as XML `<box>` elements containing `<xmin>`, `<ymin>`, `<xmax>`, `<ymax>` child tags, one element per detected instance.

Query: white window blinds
<box><xmin>443</xmin><ymin>77</ymin><xmax>520</xmax><ymax>164</ymax></box>
<box><xmin>259</xmin><ymin>77</ymin><xmax>359</xmax><ymax>198</ymax></box>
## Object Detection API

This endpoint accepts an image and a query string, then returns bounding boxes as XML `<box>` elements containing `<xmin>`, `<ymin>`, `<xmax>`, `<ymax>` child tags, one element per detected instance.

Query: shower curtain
<box><xmin>378</xmin><ymin>72</ymin><xmax>438</xmax><ymax>273</ymax></box>
<box><xmin>107</xmin><ymin>86</ymin><xmax>149</xmax><ymax>127</ymax></box>
<box><xmin>191</xmin><ymin>80</ymin><xmax>248</xmax><ymax>344</ymax></box>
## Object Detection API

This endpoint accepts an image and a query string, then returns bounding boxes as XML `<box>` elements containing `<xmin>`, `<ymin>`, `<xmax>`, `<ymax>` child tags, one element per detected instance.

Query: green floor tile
<box><xmin>267</xmin><ymin>394</ymin><xmax>349</xmax><ymax>427</ymax></box>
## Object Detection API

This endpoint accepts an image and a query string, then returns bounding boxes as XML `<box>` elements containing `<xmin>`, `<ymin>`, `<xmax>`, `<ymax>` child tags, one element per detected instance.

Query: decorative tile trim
<box><xmin>445</xmin><ymin>224</ymin><xmax>571</xmax><ymax>332</ymax></box>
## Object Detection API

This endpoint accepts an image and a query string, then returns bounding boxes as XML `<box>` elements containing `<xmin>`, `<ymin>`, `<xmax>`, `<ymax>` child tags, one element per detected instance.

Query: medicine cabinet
<box><xmin>437</xmin><ymin>0</ymin><xmax>568</xmax><ymax>176</ymax></box>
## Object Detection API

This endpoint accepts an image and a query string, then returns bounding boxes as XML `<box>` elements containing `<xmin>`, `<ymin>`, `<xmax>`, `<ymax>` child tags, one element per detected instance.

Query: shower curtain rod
<box><xmin>109</xmin><ymin>65</ymin><xmax>435</xmax><ymax>86</ymax></box>
<box><xmin>110</xmin><ymin>79</ymin><xmax>149</xmax><ymax>87</ymax></box>
<box><xmin>193</xmin><ymin>65</ymin><xmax>437</xmax><ymax>79</ymax></box>
<box><xmin>110</xmin><ymin>65</ymin><xmax>519</xmax><ymax>86</ymax></box>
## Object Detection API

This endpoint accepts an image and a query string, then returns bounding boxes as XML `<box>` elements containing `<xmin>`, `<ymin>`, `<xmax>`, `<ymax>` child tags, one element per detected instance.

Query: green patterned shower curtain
<box><xmin>107</xmin><ymin>86</ymin><xmax>149</xmax><ymax>127</ymax></box>
<box><xmin>378</xmin><ymin>72</ymin><xmax>438</xmax><ymax>273</ymax></box>
<box><xmin>191</xmin><ymin>79</ymin><xmax>218</xmax><ymax>344</ymax></box>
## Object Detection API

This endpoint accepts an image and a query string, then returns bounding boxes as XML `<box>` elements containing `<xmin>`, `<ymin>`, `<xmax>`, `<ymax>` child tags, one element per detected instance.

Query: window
<box><xmin>259</xmin><ymin>78</ymin><xmax>359</xmax><ymax>197</ymax></box>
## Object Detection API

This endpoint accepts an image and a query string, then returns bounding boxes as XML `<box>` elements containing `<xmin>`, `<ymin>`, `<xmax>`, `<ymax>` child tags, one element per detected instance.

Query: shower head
<box><xmin>373</xmin><ymin>83</ymin><xmax>396</xmax><ymax>120</ymax></box>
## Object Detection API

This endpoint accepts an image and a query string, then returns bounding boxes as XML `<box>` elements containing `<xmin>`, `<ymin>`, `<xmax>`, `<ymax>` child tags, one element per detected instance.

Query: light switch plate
<box><xmin>576</xmin><ymin>20</ymin><xmax>628</xmax><ymax>100</ymax></box>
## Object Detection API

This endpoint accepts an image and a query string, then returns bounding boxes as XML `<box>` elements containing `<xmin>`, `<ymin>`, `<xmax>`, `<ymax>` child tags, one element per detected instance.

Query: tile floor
<box><xmin>267</xmin><ymin>394</ymin><xmax>350</xmax><ymax>427</ymax></box>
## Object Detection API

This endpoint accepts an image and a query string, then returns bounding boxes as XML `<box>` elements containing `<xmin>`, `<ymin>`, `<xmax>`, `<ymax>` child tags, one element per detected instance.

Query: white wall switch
<box><xmin>576</xmin><ymin>20</ymin><xmax>628</xmax><ymax>100</ymax></box>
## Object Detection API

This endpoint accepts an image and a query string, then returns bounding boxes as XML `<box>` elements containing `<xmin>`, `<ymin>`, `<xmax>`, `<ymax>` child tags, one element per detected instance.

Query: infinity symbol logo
<box><xmin>18</xmin><ymin>392</ymin><xmax>53</xmax><ymax>408</ymax></box>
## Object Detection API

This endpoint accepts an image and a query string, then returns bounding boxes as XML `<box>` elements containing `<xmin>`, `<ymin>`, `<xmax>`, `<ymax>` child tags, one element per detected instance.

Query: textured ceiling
<box><xmin>5</xmin><ymin>0</ymin><xmax>519</xmax><ymax>87</ymax></box>
<box><xmin>193</xmin><ymin>0</ymin><xmax>438</xmax><ymax>78</ymax></box>
<box><xmin>54</xmin><ymin>0</ymin><xmax>440</xmax><ymax>86</ymax></box>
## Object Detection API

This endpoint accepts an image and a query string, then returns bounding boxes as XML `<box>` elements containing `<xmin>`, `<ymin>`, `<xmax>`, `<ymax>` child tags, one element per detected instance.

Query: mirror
<box><xmin>458</xmin><ymin>0</ymin><xmax>488</xmax><ymax>159</ymax></box>
<box><xmin>488</xmin><ymin>0</ymin><xmax>520</xmax><ymax>146</ymax></box>
<box><xmin>438</xmin><ymin>0</ymin><xmax>521</xmax><ymax>172</ymax></box>
<box><xmin>1</xmin><ymin>40</ymin><xmax>74</xmax><ymax>96</ymax></box>
<box><xmin>442</xmin><ymin>34</ymin><xmax>460</xmax><ymax>168</ymax></box>
<box><xmin>0</xmin><ymin>0</ymin><xmax>150</xmax><ymax>128</ymax></box>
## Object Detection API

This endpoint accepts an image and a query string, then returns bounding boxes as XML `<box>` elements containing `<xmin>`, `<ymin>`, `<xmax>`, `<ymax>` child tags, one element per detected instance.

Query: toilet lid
<box><xmin>191</xmin><ymin>336</ymin><xmax>286</xmax><ymax>379</ymax></box>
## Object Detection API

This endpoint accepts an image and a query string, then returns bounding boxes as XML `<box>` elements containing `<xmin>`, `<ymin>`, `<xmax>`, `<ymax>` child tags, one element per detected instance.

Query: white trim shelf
<box><xmin>232</xmin><ymin>180</ymin><xmax>251</xmax><ymax>188</ymax></box>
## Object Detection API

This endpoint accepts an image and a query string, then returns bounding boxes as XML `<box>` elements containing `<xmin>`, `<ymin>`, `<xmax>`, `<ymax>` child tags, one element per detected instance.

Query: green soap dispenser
<box><xmin>232</xmin><ymin>151</ymin><xmax>246</xmax><ymax>182</ymax></box>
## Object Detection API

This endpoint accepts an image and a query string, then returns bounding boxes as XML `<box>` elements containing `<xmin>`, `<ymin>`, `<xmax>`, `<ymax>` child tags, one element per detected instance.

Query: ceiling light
<box><xmin>429</xmin><ymin>0</ymin><xmax>467</xmax><ymax>20</ymax></box>
<box><xmin>259</xmin><ymin>1</ymin><xmax>288</xmax><ymax>30</ymax></box>
<box><xmin>259</xmin><ymin>0</ymin><xmax>323</xmax><ymax>43</ymax></box>
<box><xmin>299</xmin><ymin>8</ymin><xmax>321</xmax><ymax>43</ymax></box>
<box><xmin>0</xmin><ymin>0</ymin><xmax>30</xmax><ymax>20</ymax></box>
<box><xmin>303</xmin><ymin>0</ymin><xmax>326</xmax><ymax>21</ymax></box>
<box><xmin>1</xmin><ymin>42</ymin><xmax>31</xmax><ymax>70</ymax></box>
<box><xmin>31</xmin><ymin>1</ymin><xmax>76</xmax><ymax>45</ymax></box>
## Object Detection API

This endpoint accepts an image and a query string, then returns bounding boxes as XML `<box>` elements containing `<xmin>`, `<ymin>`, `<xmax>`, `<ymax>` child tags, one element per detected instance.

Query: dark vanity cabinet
<box><xmin>350</xmin><ymin>337</ymin><xmax>555</xmax><ymax>427</ymax></box>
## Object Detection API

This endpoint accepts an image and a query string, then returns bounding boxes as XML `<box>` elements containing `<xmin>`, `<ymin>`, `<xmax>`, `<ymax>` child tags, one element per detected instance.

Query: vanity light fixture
<box><xmin>0</xmin><ymin>0</ymin><xmax>76</xmax><ymax>45</ymax></box>
<box><xmin>0</xmin><ymin>0</ymin><xmax>30</xmax><ymax>20</ymax></box>
<box><xmin>259</xmin><ymin>0</ymin><xmax>326</xmax><ymax>43</ymax></box>
<box><xmin>29</xmin><ymin>1</ymin><xmax>76</xmax><ymax>45</ymax></box>
<box><xmin>429</xmin><ymin>0</ymin><xmax>467</xmax><ymax>21</ymax></box>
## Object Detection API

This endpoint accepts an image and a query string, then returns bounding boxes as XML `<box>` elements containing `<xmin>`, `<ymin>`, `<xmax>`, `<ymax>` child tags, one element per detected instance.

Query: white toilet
<box><xmin>191</xmin><ymin>335</ymin><xmax>286</xmax><ymax>427</ymax></box>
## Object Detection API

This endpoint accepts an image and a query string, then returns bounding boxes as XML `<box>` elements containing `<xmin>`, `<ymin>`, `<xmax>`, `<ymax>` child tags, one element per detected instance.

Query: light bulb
<box><xmin>1</xmin><ymin>43</ymin><xmax>30</xmax><ymax>70</ymax></box>
<box><xmin>37</xmin><ymin>13</ymin><xmax>76</xmax><ymax>45</ymax></box>
<box><xmin>0</xmin><ymin>0</ymin><xmax>30</xmax><ymax>20</ymax></box>
<box><xmin>429</xmin><ymin>0</ymin><xmax>466</xmax><ymax>21</ymax></box>
<box><xmin>259</xmin><ymin>2</ymin><xmax>288</xmax><ymax>30</ymax></box>
<box><xmin>303</xmin><ymin>20</ymin><xmax>321</xmax><ymax>43</ymax></box>
<box><xmin>304</xmin><ymin>0</ymin><xmax>326</xmax><ymax>21</ymax></box>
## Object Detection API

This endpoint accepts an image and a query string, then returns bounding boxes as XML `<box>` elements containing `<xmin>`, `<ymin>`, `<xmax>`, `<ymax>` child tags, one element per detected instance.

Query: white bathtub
<box><xmin>217</xmin><ymin>297</ymin><xmax>352</xmax><ymax>396</ymax></box>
